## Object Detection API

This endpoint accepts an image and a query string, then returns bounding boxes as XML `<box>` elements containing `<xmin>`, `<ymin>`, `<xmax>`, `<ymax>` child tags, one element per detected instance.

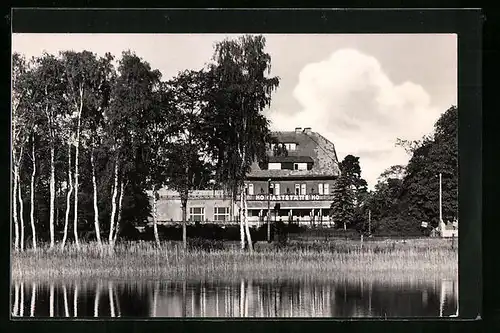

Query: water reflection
<box><xmin>11</xmin><ymin>278</ymin><xmax>458</xmax><ymax>318</ymax></box>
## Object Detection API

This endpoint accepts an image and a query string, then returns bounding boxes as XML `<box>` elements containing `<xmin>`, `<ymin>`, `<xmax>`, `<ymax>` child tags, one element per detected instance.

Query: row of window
<box><xmin>268</xmin><ymin>162</ymin><xmax>308</xmax><ymax>170</ymax></box>
<box><xmin>189</xmin><ymin>207</ymin><xmax>230</xmax><ymax>222</ymax></box>
<box><xmin>270</xmin><ymin>142</ymin><xmax>297</xmax><ymax>151</ymax></box>
<box><xmin>245</xmin><ymin>183</ymin><xmax>330</xmax><ymax>195</ymax></box>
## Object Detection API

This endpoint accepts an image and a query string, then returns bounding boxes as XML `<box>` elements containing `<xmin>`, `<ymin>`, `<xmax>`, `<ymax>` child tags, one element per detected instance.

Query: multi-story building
<box><xmin>244</xmin><ymin>127</ymin><xmax>340</xmax><ymax>224</ymax></box>
<box><xmin>151</xmin><ymin>127</ymin><xmax>340</xmax><ymax>226</ymax></box>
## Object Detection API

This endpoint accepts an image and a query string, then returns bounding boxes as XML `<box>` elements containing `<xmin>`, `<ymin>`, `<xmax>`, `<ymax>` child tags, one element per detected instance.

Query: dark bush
<box><xmin>188</xmin><ymin>237</ymin><xmax>225</xmax><ymax>251</ymax></box>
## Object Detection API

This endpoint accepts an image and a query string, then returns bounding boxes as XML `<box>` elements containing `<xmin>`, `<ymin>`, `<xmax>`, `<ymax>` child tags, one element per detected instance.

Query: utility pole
<box><xmin>267</xmin><ymin>178</ymin><xmax>271</xmax><ymax>243</ymax></box>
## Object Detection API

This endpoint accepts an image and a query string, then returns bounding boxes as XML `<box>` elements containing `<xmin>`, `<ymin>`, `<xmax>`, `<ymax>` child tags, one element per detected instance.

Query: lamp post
<box><xmin>267</xmin><ymin>178</ymin><xmax>271</xmax><ymax>243</ymax></box>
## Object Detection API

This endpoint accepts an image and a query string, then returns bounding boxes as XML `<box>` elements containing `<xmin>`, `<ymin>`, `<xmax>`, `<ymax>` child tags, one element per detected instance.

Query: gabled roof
<box><xmin>247</xmin><ymin>130</ymin><xmax>341</xmax><ymax>179</ymax></box>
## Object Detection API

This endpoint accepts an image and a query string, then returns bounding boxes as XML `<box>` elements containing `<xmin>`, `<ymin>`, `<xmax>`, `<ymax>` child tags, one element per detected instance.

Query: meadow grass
<box><xmin>11</xmin><ymin>238</ymin><xmax>457</xmax><ymax>282</ymax></box>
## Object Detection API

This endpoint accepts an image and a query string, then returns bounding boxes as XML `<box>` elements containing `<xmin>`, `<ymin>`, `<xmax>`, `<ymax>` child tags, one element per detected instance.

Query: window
<box><xmin>189</xmin><ymin>207</ymin><xmax>205</xmax><ymax>222</ymax></box>
<box><xmin>285</xmin><ymin>143</ymin><xmax>296</xmax><ymax>151</ymax></box>
<box><xmin>244</xmin><ymin>184</ymin><xmax>248</xmax><ymax>195</ymax></box>
<box><xmin>295</xmin><ymin>184</ymin><xmax>300</xmax><ymax>195</ymax></box>
<box><xmin>301</xmin><ymin>184</ymin><xmax>306</xmax><ymax>195</ymax></box>
<box><xmin>318</xmin><ymin>183</ymin><xmax>323</xmax><ymax>195</ymax></box>
<box><xmin>274</xmin><ymin>183</ymin><xmax>280</xmax><ymax>195</ymax></box>
<box><xmin>268</xmin><ymin>163</ymin><xmax>281</xmax><ymax>170</ymax></box>
<box><xmin>214</xmin><ymin>207</ymin><xmax>229</xmax><ymax>222</ymax></box>
<box><xmin>294</xmin><ymin>163</ymin><xmax>307</xmax><ymax>170</ymax></box>
<box><xmin>248</xmin><ymin>184</ymin><xmax>254</xmax><ymax>195</ymax></box>
<box><xmin>324</xmin><ymin>183</ymin><xmax>330</xmax><ymax>195</ymax></box>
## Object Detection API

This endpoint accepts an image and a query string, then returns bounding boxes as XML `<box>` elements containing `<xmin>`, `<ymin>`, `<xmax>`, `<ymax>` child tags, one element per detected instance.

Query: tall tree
<box><xmin>204</xmin><ymin>35</ymin><xmax>280</xmax><ymax>251</ymax></box>
<box><xmin>12</xmin><ymin>53</ymin><xmax>29</xmax><ymax>251</ymax></box>
<box><xmin>164</xmin><ymin>70</ymin><xmax>212</xmax><ymax>250</ymax></box>
<box><xmin>60</xmin><ymin>50</ymin><xmax>111</xmax><ymax>249</ymax></box>
<box><xmin>145</xmin><ymin>82</ymin><xmax>180</xmax><ymax>247</ymax></box>
<box><xmin>34</xmin><ymin>53</ymin><xmax>66</xmax><ymax>248</ymax></box>
<box><xmin>106</xmin><ymin>51</ymin><xmax>161</xmax><ymax>247</ymax></box>
<box><xmin>330</xmin><ymin>172</ymin><xmax>355</xmax><ymax>231</ymax></box>
<box><xmin>365</xmin><ymin>165</ymin><xmax>406</xmax><ymax>234</ymax></box>
<box><xmin>81</xmin><ymin>52</ymin><xmax>115</xmax><ymax>250</ymax></box>
<box><xmin>331</xmin><ymin>155</ymin><xmax>368</xmax><ymax>230</ymax></box>
<box><xmin>338</xmin><ymin>155</ymin><xmax>368</xmax><ymax>207</ymax></box>
<box><xmin>398</xmin><ymin>106</ymin><xmax>458</xmax><ymax>229</ymax></box>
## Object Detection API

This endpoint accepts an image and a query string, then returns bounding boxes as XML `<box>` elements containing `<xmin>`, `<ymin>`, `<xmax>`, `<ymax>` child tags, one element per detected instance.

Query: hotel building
<box><xmin>151</xmin><ymin>127</ymin><xmax>340</xmax><ymax>226</ymax></box>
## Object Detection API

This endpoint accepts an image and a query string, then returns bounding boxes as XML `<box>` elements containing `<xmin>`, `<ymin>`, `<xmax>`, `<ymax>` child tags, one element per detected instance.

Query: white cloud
<box><xmin>268</xmin><ymin>48</ymin><xmax>440</xmax><ymax>189</ymax></box>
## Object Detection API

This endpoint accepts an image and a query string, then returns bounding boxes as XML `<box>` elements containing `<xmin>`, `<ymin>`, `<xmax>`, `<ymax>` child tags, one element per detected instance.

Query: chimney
<box><xmin>295</xmin><ymin>127</ymin><xmax>302</xmax><ymax>133</ymax></box>
<box><xmin>303</xmin><ymin>127</ymin><xmax>312</xmax><ymax>134</ymax></box>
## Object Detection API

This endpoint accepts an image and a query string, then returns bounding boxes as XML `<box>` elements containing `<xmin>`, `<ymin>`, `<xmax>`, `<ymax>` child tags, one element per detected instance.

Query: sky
<box><xmin>12</xmin><ymin>33</ymin><xmax>457</xmax><ymax>189</ymax></box>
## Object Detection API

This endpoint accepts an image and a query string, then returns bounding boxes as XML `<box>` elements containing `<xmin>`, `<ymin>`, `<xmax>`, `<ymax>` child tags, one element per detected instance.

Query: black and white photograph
<box><xmin>11</xmin><ymin>29</ymin><xmax>459</xmax><ymax>318</ymax></box>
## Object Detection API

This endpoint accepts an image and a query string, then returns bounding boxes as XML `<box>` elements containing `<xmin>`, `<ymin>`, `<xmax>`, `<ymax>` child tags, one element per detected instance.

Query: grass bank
<box><xmin>12</xmin><ymin>238</ymin><xmax>457</xmax><ymax>281</ymax></box>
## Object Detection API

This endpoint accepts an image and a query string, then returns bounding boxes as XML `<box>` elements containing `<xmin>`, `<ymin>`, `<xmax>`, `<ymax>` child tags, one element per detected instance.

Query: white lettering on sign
<box><xmin>253</xmin><ymin>194</ymin><xmax>321</xmax><ymax>201</ymax></box>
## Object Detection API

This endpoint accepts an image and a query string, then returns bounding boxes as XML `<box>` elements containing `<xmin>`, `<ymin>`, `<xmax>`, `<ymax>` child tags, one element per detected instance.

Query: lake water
<box><xmin>10</xmin><ymin>278</ymin><xmax>458</xmax><ymax>318</ymax></box>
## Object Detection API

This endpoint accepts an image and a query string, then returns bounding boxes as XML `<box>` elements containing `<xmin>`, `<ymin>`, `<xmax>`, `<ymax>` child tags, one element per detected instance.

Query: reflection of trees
<box><xmin>10</xmin><ymin>278</ymin><xmax>458</xmax><ymax>318</ymax></box>
<box><xmin>30</xmin><ymin>283</ymin><xmax>36</xmax><ymax>317</ymax></box>
<box><xmin>63</xmin><ymin>285</ymin><xmax>69</xmax><ymax>317</ymax></box>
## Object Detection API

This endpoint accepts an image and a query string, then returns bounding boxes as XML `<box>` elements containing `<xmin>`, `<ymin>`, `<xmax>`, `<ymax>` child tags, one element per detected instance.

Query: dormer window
<box><xmin>268</xmin><ymin>163</ymin><xmax>281</xmax><ymax>170</ymax></box>
<box><xmin>285</xmin><ymin>143</ymin><xmax>296</xmax><ymax>151</ymax></box>
<box><xmin>294</xmin><ymin>163</ymin><xmax>307</xmax><ymax>170</ymax></box>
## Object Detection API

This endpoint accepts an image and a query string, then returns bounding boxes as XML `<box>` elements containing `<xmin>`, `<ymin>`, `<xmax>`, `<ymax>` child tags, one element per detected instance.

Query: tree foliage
<box><xmin>330</xmin><ymin>155</ymin><xmax>368</xmax><ymax>230</ymax></box>
<box><xmin>203</xmin><ymin>35</ymin><xmax>280</xmax><ymax>198</ymax></box>
<box><xmin>367</xmin><ymin>106</ymin><xmax>458</xmax><ymax>234</ymax></box>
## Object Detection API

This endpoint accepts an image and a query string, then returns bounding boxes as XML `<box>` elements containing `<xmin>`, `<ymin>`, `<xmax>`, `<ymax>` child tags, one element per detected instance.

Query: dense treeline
<box><xmin>12</xmin><ymin>35</ymin><xmax>279</xmax><ymax>252</ymax></box>
<box><xmin>330</xmin><ymin>105</ymin><xmax>458</xmax><ymax>235</ymax></box>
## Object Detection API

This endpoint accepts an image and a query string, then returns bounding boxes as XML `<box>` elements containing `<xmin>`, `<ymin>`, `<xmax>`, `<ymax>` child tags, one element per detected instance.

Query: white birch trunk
<box><xmin>49</xmin><ymin>283</ymin><xmax>54</xmax><ymax>317</ymax></box>
<box><xmin>18</xmin><ymin>172</ymin><xmax>25</xmax><ymax>251</ymax></box>
<box><xmin>113</xmin><ymin>179</ymin><xmax>125</xmax><ymax>245</ymax></box>
<box><xmin>109</xmin><ymin>282</ymin><xmax>115</xmax><ymax>317</ymax></box>
<box><xmin>90</xmin><ymin>144</ymin><xmax>102</xmax><ymax>248</ymax></box>
<box><xmin>73</xmin><ymin>91</ymin><xmax>83</xmax><ymax>249</ymax></box>
<box><xmin>19</xmin><ymin>282</ymin><xmax>24</xmax><ymax>317</ymax></box>
<box><xmin>152</xmin><ymin>187</ymin><xmax>160</xmax><ymax>247</ymax></box>
<box><xmin>49</xmin><ymin>144</ymin><xmax>55</xmax><ymax>248</ymax></box>
<box><xmin>244</xmin><ymin>192</ymin><xmax>253</xmax><ymax>253</ymax></box>
<box><xmin>73</xmin><ymin>284</ymin><xmax>78</xmax><ymax>317</ymax></box>
<box><xmin>29</xmin><ymin>283</ymin><xmax>36</xmax><ymax>317</ymax></box>
<box><xmin>61</xmin><ymin>142</ymin><xmax>73</xmax><ymax>250</ymax></box>
<box><xmin>108</xmin><ymin>158</ymin><xmax>119</xmax><ymax>244</ymax></box>
<box><xmin>63</xmin><ymin>285</ymin><xmax>69</xmax><ymax>317</ymax></box>
<box><xmin>12</xmin><ymin>283</ymin><xmax>19</xmax><ymax>316</ymax></box>
<box><xmin>30</xmin><ymin>135</ymin><xmax>36</xmax><ymax>250</ymax></box>
<box><xmin>94</xmin><ymin>283</ymin><xmax>101</xmax><ymax>317</ymax></box>
<box><xmin>239</xmin><ymin>191</ymin><xmax>245</xmax><ymax>250</ymax></box>
<box><xmin>13</xmin><ymin>163</ymin><xmax>19</xmax><ymax>252</ymax></box>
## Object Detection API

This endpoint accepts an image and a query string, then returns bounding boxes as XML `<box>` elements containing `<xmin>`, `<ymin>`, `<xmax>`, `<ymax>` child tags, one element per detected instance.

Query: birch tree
<box><xmin>164</xmin><ymin>70</ymin><xmax>212</xmax><ymax>250</ymax></box>
<box><xmin>106</xmin><ymin>51</ymin><xmax>161</xmax><ymax>247</ymax></box>
<box><xmin>61</xmin><ymin>51</ymin><xmax>110</xmax><ymax>249</ymax></box>
<box><xmin>12</xmin><ymin>53</ymin><xmax>30</xmax><ymax>251</ymax></box>
<box><xmin>144</xmin><ymin>82</ymin><xmax>179</xmax><ymax>247</ymax></box>
<box><xmin>28</xmin><ymin>53</ymin><xmax>67</xmax><ymax>248</ymax></box>
<box><xmin>204</xmin><ymin>35</ymin><xmax>280</xmax><ymax>251</ymax></box>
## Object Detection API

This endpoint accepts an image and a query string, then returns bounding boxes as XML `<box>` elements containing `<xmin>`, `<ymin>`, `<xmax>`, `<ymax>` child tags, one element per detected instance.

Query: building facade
<box><xmin>244</xmin><ymin>127</ymin><xmax>340</xmax><ymax>225</ymax></box>
<box><xmin>151</xmin><ymin>127</ymin><xmax>340</xmax><ymax>226</ymax></box>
